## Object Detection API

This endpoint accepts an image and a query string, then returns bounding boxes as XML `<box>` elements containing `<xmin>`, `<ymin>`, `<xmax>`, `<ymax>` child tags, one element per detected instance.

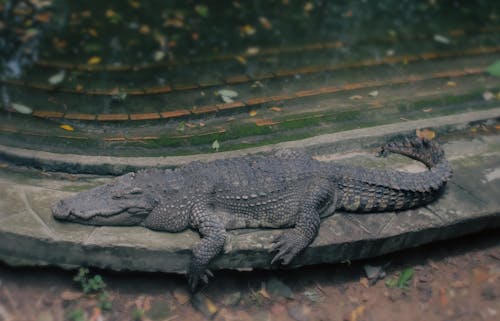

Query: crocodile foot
<box><xmin>188</xmin><ymin>264</ymin><xmax>214</xmax><ymax>291</ymax></box>
<box><xmin>270</xmin><ymin>230</ymin><xmax>308</xmax><ymax>265</ymax></box>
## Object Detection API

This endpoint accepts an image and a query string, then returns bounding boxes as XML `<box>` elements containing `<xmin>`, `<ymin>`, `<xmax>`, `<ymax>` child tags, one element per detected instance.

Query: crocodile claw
<box><xmin>270</xmin><ymin>232</ymin><xmax>305</xmax><ymax>265</ymax></box>
<box><xmin>188</xmin><ymin>266</ymin><xmax>213</xmax><ymax>291</ymax></box>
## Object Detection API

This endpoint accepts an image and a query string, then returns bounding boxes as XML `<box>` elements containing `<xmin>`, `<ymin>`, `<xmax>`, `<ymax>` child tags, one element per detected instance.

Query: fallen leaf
<box><xmin>221</xmin><ymin>96</ymin><xmax>234</xmax><ymax>103</ymax></box>
<box><xmin>439</xmin><ymin>287</ymin><xmax>448</xmax><ymax>307</ymax></box>
<box><xmin>217</xmin><ymin>89</ymin><xmax>238</xmax><ymax>98</ymax></box>
<box><xmin>446</xmin><ymin>81</ymin><xmax>457</xmax><ymax>87</ymax></box>
<box><xmin>269</xmin><ymin>106</ymin><xmax>282</xmax><ymax>112</ymax></box>
<box><xmin>259</xmin><ymin>282</ymin><xmax>271</xmax><ymax>299</ymax></box>
<box><xmin>195</xmin><ymin>5</ymin><xmax>208</xmax><ymax>17</ymax></box>
<box><xmin>11</xmin><ymin>102</ymin><xmax>32</xmax><ymax>114</ymax></box>
<box><xmin>304</xmin><ymin>2</ymin><xmax>314</xmax><ymax>12</ymax></box>
<box><xmin>61</xmin><ymin>290</ymin><xmax>83</xmax><ymax>301</ymax></box>
<box><xmin>423</xmin><ymin>108</ymin><xmax>433</xmax><ymax>112</ymax></box>
<box><xmin>212</xmin><ymin>140</ymin><xmax>220</xmax><ymax>152</ymax></box>
<box><xmin>473</xmin><ymin>267</ymin><xmax>490</xmax><ymax>283</ymax></box>
<box><xmin>416</xmin><ymin>128</ymin><xmax>436</xmax><ymax>140</ymax></box>
<box><xmin>249</xmin><ymin>110</ymin><xmax>258</xmax><ymax>117</ymax></box>
<box><xmin>87</xmin><ymin>56</ymin><xmax>101</xmax><ymax>65</ymax></box>
<box><xmin>433</xmin><ymin>34</ymin><xmax>450</xmax><ymax>44</ymax></box>
<box><xmin>48</xmin><ymin>70</ymin><xmax>65</xmax><ymax>85</ymax></box>
<box><xmin>483</xmin><ymin>91</ymin><xmax>494</xmax><ymax>101</ymax></box>
<box><xmin>349</xmin><ymin>95</ymin><xmax>363</xmax><ymax>100</ymax></box>
<box><xmin>75</xmin><ymin>84</ymin><xmax>84</xmax><ymax>92</ymax></box>
<box><xmin>349</xmin><ymin>305</ymin><xmax>365</xmax><ymax>321</ymax></box>
<box><xmin>259</xmin><ymin>17</ymin><xmax>272</xmax><ymax>30</ymax></box>
<box><xmin>486</xmin><ymin>60</ymin><xmax>500</xmax><ymax>77</ymax></box>
<box><xmin>368</xmin><ymin>90</ymin><xmax>379</xmax><ymax>97</ymax></box>
<box><xmin>359</xmin><ymin>277</ymin><xmax>369</xmax><ymax>288</ymax></box>
<box><xmin>240</xmin><ymin>24</ymin><xmax>256</xmax><ymax>36</ymax></box>
<box><xmin>254</xmin><ymin>119</ymin><xmax>279</xmax><ymax>126</ymax></box>
<box><xmin>235</xmin><ymin>55</ymin><xmax>247</xmax><ymax>65</ymax></box>
<box><xmin>246</xmin><ymin>47</ymin><xmax>260</xmax><ymax>55</ymax></box>
<box><xmin>60</xmin><ymin>124</ymin><xmax>74</xmax><ymax>131</ymax></box>
<box><xmin>139</xmin><ymin>24</ymin><xmax>150</xmax><ymax>34</ymax></box>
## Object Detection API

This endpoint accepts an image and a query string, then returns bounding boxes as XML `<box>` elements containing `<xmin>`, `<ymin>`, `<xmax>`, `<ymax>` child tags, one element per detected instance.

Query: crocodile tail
<box><xmin>335</xmin><ymin>138</ymin><xmax>452</xmax><ymax>212</ymax></box>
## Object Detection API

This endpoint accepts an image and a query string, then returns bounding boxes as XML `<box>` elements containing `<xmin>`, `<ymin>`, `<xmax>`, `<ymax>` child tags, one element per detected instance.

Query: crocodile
<box><xmin>52</xmin><ymin>138</ymin><xmax>451</xmax><ymax>289</ymax></box>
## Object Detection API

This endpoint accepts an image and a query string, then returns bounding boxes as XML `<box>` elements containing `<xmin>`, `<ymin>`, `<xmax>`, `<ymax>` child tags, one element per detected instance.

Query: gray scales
<box><xmin>52</xmin><ymin>138</ymin><xmax>452</xmax><ymax>290</ymax></box>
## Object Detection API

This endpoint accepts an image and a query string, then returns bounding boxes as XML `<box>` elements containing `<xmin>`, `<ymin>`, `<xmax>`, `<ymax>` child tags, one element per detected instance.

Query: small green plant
<box><xmin>98</xmin><ymin>291</ymin><xmax>113</xmax><ymax>311</ymax></box>
<box><xmin>132</xmin><ymin>308</ymin><xmax>145</xmax><ymax>321</ymax></box>
<box><xmin>73</xmin><ymin>267</ymin><xmax>106</xmax><ymax>293</ymax></box>
<box><xmin>67</xmin><ymin>309</ymin><xmax>86</xmax><ymax>321</ymax></box>
<box><xmin>385</xmin><ymin>267</ymin><xmax>414</xmax><ymax>289</ymax></box>
<box><xmin>73</xmin><ymin>267</ymin><xmax>112</xmax><ymax>311</ymax></box>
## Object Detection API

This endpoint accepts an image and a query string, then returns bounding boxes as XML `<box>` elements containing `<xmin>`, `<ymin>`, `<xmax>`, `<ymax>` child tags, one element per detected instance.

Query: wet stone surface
<box><xmin>0</xmin><ymin>134</ymin><xmax>498</xmax><ymax>273</ymax></box>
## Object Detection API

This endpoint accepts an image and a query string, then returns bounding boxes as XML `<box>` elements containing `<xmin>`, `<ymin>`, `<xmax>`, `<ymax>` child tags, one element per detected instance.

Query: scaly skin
<box><xmin>52</xmin><ymin>138</ymin><xmax>452</xmax><ymax>290</ymax></box>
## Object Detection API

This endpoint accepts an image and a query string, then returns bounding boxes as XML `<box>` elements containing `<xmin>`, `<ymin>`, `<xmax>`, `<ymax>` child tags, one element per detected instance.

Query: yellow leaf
<box><xmin>350</xmin><ymin>305</ymin><xmax>365</xmax><ymax>321</ymax></box>
<box><xmin>416</xmin><ymin>128</ymin><xmax>435</xmax><ymax>140</ymax></box>
<box><xmin>259</xmin><ymin>17</ymin><xmax>272</xmax><ymax>30</ymax></box>
<box><xmin>87</xmin><ymin>56</ymin><xmax>101</xmax><ymax>65</ymax></box>
<box><xmin>60</xmin><ymin>124</ymin><xmax>74</xmax><ymax>131</ymax></box>
<box><xmin>259</xmin><ymin>288</ymin><xmax>271</xmax><ymax>299</ymax></box>
<box><xmin>105</xmin><ymin>9</ymin><xmax>116</xmax><ymax>18</ymax></box>
<box><xmin>205</xmin><ymin>296</ymin><xmax>218</xmax><ymax>314</ymax></box>
<box><xmin>359</xmin><ymin>277</ymin><xmax>369</xmax><ymax>288</ymax></box>
<box><xmin>249</xmin><ymin>110</ymin><xmax>258</xmax><ymax>117</ymax></box>
<box><xmin>129</xmin><ymin>0</ymin><xmax>141</xmax><ymax>8</ymax></box>
<box><xmin>139</xmin><ymin>24</ymin><xmax>150</xmax><ymax>34</ymax></box>
<box><xmin>446</xmin><ymin>81</ymin><xmax>457</xmax><ymax>87</ymax></box>
<box><xmin>235</xmin><ymin>55</ymin><xmax>247</xmax><ymax>65</ymax></box>
<box><xmin>241</xmin><ymin>24</ymin><xmax>256</xmax><ymax>36</ymax></box>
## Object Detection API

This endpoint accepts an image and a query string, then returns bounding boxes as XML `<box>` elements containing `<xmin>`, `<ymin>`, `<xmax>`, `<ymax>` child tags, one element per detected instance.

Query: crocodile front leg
<box><xmin>188</xmin><ymin>201</ymin><xmax>227</xmax><ymax>290</ymax></box>
<box><xmin>271</xmin><ymin>178</ymin><xmax>335</xmax><ymax>265</ymax></box>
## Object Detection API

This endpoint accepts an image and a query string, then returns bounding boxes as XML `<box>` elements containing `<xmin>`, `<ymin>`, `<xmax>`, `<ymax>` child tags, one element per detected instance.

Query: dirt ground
<box><xmin>0</xmin><ymin>229</ymin><xmax>499</xmax><ymax>321</ymax></box>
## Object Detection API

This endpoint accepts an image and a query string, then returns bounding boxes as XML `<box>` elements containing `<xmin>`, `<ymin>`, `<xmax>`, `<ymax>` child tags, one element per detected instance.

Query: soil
<box><xmin>0</xmin><ymin>229</ymin><xmax>499</xmax><ymax>321</ymax></box>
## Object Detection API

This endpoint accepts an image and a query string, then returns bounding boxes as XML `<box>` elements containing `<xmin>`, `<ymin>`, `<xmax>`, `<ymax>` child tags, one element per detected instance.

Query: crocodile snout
<box><xmin>52</xmin><ymin>199</ymin><xmax>71</xmax><ymax>220</ymax></box>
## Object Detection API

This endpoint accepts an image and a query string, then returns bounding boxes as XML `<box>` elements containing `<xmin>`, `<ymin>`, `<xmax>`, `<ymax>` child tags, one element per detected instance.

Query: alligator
<box><xmin>52</xmin><ymin>138</ymin><xmax>452</xmax><ymax>290</ymax></box>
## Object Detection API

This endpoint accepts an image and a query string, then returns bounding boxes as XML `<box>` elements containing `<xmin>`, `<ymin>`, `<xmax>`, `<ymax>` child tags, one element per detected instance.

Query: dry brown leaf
<box><xmin>60</xmin><ymin>290</ymin><xmax>83</xmax><ymax>301</ymax></box>
<box><xmin>473</xmin><ymin>267</ymin><xmax>490</xmax><ymax>283</ymax></box>
<box><xmin>259</xmin><ymin>17</ymin><xmax>273</xmax><ymax>30</ymax></box>
<box><xmin>359</xmin><ymin>277</ymin><xmax>369</xmax><ymax>288</ymax></box>
<box><xmin>269</xmin><ymin>106</ymin><xmax>282</xmax><ymax>112</ymax></box>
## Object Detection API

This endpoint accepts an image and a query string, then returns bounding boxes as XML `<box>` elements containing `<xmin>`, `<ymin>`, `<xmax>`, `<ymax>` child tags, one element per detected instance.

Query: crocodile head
<box><xmin>52</xmin><ymin>172</ymin><xmax>160</xmax><ymax>226</ymax></box>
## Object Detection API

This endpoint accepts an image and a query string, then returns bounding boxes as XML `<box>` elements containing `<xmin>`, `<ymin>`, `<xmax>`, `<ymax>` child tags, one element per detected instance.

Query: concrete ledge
<box><xmin>0</xmin><ymin>134</ymin><xmax>498</xmax><ymax>274</ymax></box>
<box><xmin>0</xmin><ymin>108</ymin><xmax>499</xmax><ymax>174</ymax></box>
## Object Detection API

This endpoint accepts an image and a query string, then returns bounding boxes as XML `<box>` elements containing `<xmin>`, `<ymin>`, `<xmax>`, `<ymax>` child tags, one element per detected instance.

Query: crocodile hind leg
<box><xmin>188</xmin><ymin>202</ymin><xmax>227</xmax><ymax>290</ymax></box>
<box><xmin>271</xmin><ymin>179</ymin><xmax>335</xmax><ymax>265</ymax></box>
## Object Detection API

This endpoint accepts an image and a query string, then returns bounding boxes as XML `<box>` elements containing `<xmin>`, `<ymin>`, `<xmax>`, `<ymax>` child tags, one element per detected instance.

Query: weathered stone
<box><xmin>0</xmin><ymin>133</ymin><xmax>498</xmax><ymax>274</ymax></box>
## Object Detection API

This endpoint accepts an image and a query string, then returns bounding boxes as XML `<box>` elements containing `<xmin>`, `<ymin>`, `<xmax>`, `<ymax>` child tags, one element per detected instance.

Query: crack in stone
<box><xmin>344</xmin><ymin>214</ymin><xmax>376</xmax><ymax>237</ymax></box>
<box><xmin>82</xmin><ymin>226</ymin><xmax>99</xmax><ymax>245</ymax></box>
<box><xmin>449</xmin><ymin>181</ymin><xmax>487</xmax><ymax>204</ymax></box>
<box><xmin>379</xmin><ymin>214</ymin><xmax>397</xmax><ymax>236</ymax></box>
<box><xmin>424</xmin><ymin>205</ymin><xmax>446</xmax><ymax>224</ymax></box>
<box><xmin>19</xmin><ymin>188</ymin><xmax>58</xmax><ymax>240</ymax></box>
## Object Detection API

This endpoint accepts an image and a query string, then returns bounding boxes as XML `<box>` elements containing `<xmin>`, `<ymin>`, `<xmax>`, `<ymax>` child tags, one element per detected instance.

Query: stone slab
<box><xmin>0</xmin><ymin>134</ymin><xmax>498</xmax><ymax>274</ymax></box>
<box><xmin>0</xmin><ymin>108</ymin><xmax>499</xmax><ymax>175</ymax></box>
